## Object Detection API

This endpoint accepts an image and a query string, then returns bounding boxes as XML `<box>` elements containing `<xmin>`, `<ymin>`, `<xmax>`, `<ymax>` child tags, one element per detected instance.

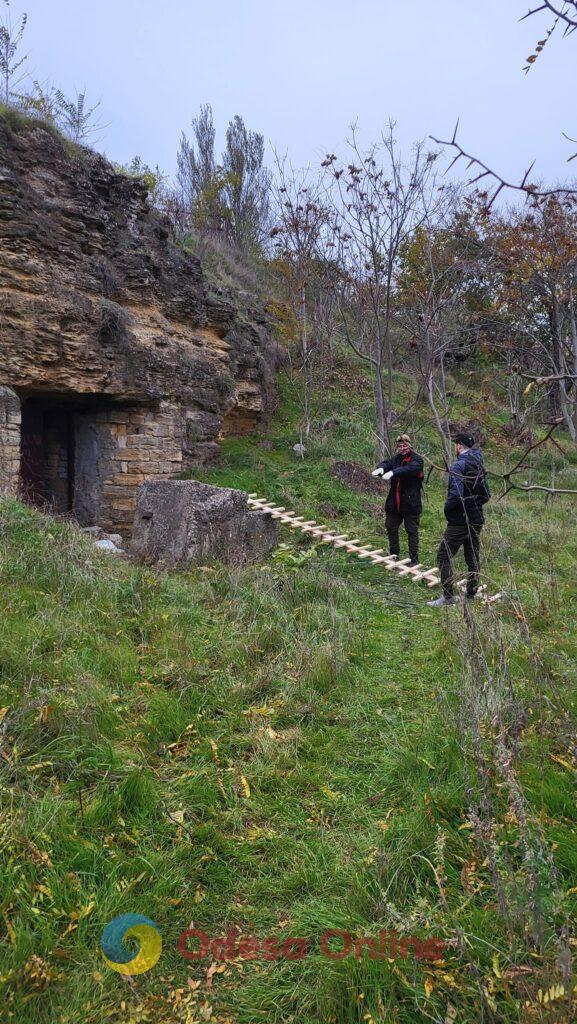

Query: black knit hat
<box><xmin>454</xmin><ymin>431</ymin><xmax>475</xmax><ymax>448</ymax></box>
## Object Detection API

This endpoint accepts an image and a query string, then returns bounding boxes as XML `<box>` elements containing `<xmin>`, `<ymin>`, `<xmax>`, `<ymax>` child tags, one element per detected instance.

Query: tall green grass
<box><xmin>1</xmin><ymin>355</ymin><xmax>577</xmax><ymax>1022</ymax></box>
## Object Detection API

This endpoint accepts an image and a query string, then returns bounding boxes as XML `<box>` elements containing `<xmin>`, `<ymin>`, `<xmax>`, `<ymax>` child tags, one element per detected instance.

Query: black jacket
<box><xmin>378</xmin><ymin>451</ymin><xmax>424</xmax><ymax>515</ymax></box>
<box><xmin>444</xmin><ymin>448</ymin><xmax>491</xmax><ymax>524</ymax></box>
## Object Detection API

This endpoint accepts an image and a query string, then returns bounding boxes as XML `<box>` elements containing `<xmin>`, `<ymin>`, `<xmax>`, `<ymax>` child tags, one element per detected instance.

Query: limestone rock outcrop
<box><xmin>0</xmin><ymin>112</ymin><xmax>284</xmax><ymax>531</ymax></box>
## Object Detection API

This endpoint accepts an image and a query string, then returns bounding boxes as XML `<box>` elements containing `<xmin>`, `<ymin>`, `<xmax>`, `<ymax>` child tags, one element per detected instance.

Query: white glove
<box><xmin>383</xmin><ymin>470</ymin><xmax>394</xmax><ymax>481</ymax></box>
<box><xmin>371</xmin><ymin>467</ymin><xmax>384</xmax><ymax>477</ymax></box>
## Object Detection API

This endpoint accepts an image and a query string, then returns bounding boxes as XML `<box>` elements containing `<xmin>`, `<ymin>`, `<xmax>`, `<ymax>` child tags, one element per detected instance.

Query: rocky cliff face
<box><xmin>0</xmin><ymin>112</ymin><xmax>283</xmax><ymax>531</ymax></box>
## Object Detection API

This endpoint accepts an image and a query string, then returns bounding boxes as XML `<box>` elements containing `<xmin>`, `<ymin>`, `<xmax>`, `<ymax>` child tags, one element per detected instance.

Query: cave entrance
<box><xmin>19</xmin><ymin>394</ymin><xmax>121</xmax><ymax>526</ymax></box>
<box><xmin>20</xmin><ymin>399</ymin><xmax>74</xmax><ymax>513</ymax></box>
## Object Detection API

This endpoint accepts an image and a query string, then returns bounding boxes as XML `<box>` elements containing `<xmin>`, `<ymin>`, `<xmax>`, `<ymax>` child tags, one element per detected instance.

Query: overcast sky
<box><xmin>15</xmin><ymin>0</ymin><xmax>577</xmax><ymax>186</ymax></box>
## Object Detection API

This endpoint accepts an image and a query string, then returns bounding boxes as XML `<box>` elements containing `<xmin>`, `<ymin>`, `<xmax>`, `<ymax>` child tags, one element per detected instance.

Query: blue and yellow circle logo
<box><xmin>100</xmin><ymin>913</ymin><xmax>162</xmax><ymax>975</ymax></box>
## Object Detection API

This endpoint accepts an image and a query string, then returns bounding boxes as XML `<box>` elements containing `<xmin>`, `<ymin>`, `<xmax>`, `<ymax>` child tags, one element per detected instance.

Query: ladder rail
<box><xmin>247</xmin><ymin>493</ymin><xmax>500</xmax><ymax>602</ymax></box>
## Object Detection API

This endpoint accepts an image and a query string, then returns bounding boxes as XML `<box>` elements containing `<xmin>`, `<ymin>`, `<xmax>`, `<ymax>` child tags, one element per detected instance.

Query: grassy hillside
<box><xmin>1</xmin><ymin>355</ymin><xmax>577</xmax><ymax>1023</ymax></box>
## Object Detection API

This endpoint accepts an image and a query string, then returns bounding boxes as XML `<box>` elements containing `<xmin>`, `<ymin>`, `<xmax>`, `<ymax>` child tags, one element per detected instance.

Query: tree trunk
<box><xmin>374</xmin><ymin>347</ymin><xmax>387</xmax><ymax>460</ymax></box>
<box><xmin>299</xmin><ymin>280</ymin><xmax>312</xmax><ymax>438</ymax></box>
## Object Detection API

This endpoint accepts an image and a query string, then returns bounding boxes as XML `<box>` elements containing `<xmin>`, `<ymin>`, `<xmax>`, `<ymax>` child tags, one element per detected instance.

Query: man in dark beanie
<box><xmin>427</xmin><ymin>432</ymin><xmax>491</xmax><ymax>607</ymax></box>
<box><xmin>372</xmin><ymin>434</ymin><xmax>424</xmax><ymax>565</ymax></box>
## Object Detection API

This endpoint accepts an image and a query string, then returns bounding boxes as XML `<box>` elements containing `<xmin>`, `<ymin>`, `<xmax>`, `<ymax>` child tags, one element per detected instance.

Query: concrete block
<box><xmin>131</xmin><ymin>479</ymin><xmax>277</xmax><ymax>567</ymax></box>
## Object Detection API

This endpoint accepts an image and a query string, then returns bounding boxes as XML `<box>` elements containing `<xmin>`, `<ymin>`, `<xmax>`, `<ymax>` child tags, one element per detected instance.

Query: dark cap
<box><xmin>454</xmin><ymin>431</ymin><xmax>475</xmax><ymax>448</ymax></box>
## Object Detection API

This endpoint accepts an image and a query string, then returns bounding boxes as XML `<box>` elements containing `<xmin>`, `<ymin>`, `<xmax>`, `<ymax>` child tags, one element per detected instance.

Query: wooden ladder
<box><xmin>247</xmin><ymin>494</ymin><xmax>502</xmax><ymax>604</ymax></box>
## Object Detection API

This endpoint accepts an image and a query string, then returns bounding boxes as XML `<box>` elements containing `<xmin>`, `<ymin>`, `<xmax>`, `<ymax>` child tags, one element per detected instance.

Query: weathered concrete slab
<box><xmin>131</xmin><ymin>479</ymin><xmax>277</xmax><ymax>566</ymax></box>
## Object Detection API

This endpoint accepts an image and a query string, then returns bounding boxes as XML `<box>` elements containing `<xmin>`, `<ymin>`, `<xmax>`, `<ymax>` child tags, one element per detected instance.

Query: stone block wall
<box><xmin>77</xmin><ymin>401</ymin><xmax>190</xmax><ymax>533</ymax></box>
<box><xmin>0</xmin><ymin>386</ymin><xmax>21</xmax><ymax>496</ymax></box>
<box><xmin>0</xmin><ymin>389</ymin><xmax>228</xmax><ymax>535</ymax></box>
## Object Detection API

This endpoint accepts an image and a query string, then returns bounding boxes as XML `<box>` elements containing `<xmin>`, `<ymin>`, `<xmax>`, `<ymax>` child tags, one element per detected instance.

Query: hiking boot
<box><xmin>427</xmin><ymin>595</ymin><xmax>458</xmax><ymax>608</ymax></box>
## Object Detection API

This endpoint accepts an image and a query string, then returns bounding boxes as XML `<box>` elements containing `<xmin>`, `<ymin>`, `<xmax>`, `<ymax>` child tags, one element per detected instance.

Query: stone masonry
<box><xmin>0</xmin><ymin>387</ymin><xmax>21</xmax><ymax>496</ymax></box>
<box><xmin>74</xmin><ymin>402</ymin><xmax>188</xmax><ymax>532</ymax></box>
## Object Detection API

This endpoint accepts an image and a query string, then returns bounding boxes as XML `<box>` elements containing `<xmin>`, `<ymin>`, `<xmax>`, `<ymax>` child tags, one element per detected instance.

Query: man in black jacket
<box><xmin>427</xmin><ymin>432</ymin><xmax>491</xmax><ymax>608</ymax></box>
<box><xmin>372</xmin><ymin>434</ymin><xmax>424</xmax><ymax>565</ymax></box>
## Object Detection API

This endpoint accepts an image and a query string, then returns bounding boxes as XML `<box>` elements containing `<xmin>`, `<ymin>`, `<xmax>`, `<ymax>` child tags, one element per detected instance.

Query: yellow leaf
<box><xmin>424</xmin><ymin>977</ymin><xmax>434</xmax><ymax>998</ymax></box>
<box><xmin>492</xmin><ymin>953</ymin><xmax>501</xmax><ymax>978</ymax></box>
<box><xmin>320</xmin><ymin>785</ymin><xmax>342</xmax><ymax>801</ymax></box>
<box><xmin>240</xmin><ymin>776</ymin><xmax>251</xmax><ymax>798</ymax></box>
<box><xmin>194</xmin><ymin>884</ymin><xmax>206</xmax><ymax>903</ymax></box>
<box><xmin>550</xmin><ymin>753</ymin><xmax>575</xmax><ymax>772</ymax></box>
<box><xmin>168</xmin><ymin>809</ymin><xmax>185</xmax><ymax>825</ymax></box>
<box><xmin>34</xmin><ymin>884</ymin><xmax>52</xmax><ymax>898</ymax></box>
<box><xmin>0</xmin><ymin>707</ymin><xmax>10</xmax><ymax>725</ymax></box>
<box><xmin>79</xmin><ymin>901</ymin><xmax>95</xmax><ymax>919</ymax></box>
<box><xmin>440</xmin><ymin>972</ymin><xmax>458</xmax><ymax>988</ymax></box>
<box><xmin>247</xmin><ymin>826</ymin><xmax>276</xmax><ymax>841</ymax></box>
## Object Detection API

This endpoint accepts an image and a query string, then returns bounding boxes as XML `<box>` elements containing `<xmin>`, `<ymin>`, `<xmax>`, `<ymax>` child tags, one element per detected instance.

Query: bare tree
<box><xmin>325</xmin><ymin>124</ymin><xmax>437</xmax><ymax>457</ymax></box>
<box><xmin>270</xmin><ymin>158</ymin><xmax>328</xmax><ymax>439</ymax></box>
<box><xmin>396</xmin><ymin>195</ymin><xmax>478</xmax><ymax>464</ymax></box>
<box><xmin>55</xmin><ymin>89</ymin><xmax>103</xmax><ymax>143</ymax></box>
<box><xmin>0</xmin><ymin>0</ymin><xmax>27</xmax><ymax>104</ymax></box>
<box><xmin>222</xmin><ymin>115</ymin><xmax>271</xmax><ymax>250</ymax></box>
<box><xmin>176</xmin><ymin>103</ymin><xmax>219</xmax><ymax>230</ymax></box>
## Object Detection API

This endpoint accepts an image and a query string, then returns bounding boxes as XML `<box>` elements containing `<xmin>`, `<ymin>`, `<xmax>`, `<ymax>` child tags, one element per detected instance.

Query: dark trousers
<box><xmin>385</xmin><ymin>511</ymin><xmax>420</xmax><ymax>561</ymax></box>
<box><xmin>438</xmin><ymin>519</ymin><xmax>482</xmax><ymax>598</ymax></box>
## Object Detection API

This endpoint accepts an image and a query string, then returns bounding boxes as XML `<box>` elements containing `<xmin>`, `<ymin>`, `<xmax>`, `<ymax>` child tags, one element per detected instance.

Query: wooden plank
<box><xmin>397</xmin><ymin>563</ymin><xmax>423</xmax><ymax>577</ymax></box>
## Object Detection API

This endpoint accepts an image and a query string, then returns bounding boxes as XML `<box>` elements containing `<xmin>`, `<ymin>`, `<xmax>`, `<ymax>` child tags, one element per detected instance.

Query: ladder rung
<box><xmin>397</xmin><ymin>564</ymin><xmax>422</xmax><ymax>576</ymax></box>
<box><xmin>248</xmin><ymin>493</ymin><xmax>478</xmax><ymax>594</ymax></box>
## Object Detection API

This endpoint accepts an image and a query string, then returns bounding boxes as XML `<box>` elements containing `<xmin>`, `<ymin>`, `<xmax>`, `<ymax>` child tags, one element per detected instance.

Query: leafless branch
<box><xmin>430</xmin><ymin>125</ymin><xmax>577</xmax><ymax>209</ymax></box>
<box><xmin>521</xmin><ymin>1</ymin><xmax>577</xmax><ymax>32</ymax></box>
<box><xmin>421</xmin><ymin>420</ymin><xmax>577</xmax><ymax>496</ymax></box>
<box><xmin>522</xmin><ymin>371</ymin><xmax>577</xmax><ymax>385</ymax></box>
